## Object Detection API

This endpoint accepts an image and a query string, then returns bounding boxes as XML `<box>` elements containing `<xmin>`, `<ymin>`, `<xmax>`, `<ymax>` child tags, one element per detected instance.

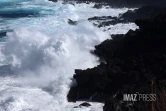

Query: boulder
<box><xmin>79</xmin><ymin>102</ymin><xmax>91</xmax><ymax>107</ymax></box>
<box><xmin>68</xmin><ymin>19</ymin><xmax>77</xmax><ymax>25</ymax></box>
<box><xmin>48</xmin><ymin>0</ymin><xmax>57</xmax><ymax>2</ymax></box>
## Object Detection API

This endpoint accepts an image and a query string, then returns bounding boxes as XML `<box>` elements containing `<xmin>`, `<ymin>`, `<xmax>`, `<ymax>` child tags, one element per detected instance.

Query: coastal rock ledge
<box><xmin>68</xmin><ymin>11</ymin><xmax>166</xmax><ymax>111</ymax></box>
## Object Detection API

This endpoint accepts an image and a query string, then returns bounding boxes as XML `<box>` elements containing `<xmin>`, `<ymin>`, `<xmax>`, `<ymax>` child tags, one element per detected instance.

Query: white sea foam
<box><xmin>0</xmin><ymin>0</ymin><xmax>138</xmax><ymax>111</ymax></box>
<box><xmin>101</xmin><ymin>23</ymin><xmax>139</xmax><ymax>35</ymax></box>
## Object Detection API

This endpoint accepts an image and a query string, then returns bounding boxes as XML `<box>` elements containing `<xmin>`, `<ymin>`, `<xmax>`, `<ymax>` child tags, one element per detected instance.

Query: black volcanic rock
<box><xmin>73</xmin><ymin>102</ymin><xmax>91</xmax><ymax>108</ymax></box>
<box><xmin>68</xmin><ymin>13</ymin><xmax>166</xmax><ymax>111</ymax></box>
<box><xmin>88</xmin><ymin>5</ymin><xmax>166</xmax><ymax>27</ymax></box>
<box><xmin>70</xmin><ymin>0</ymin><xmax>166</xmax><ymax>7</ymax></box>
<box><xmin>48</xmin><ymin>0</ymin><xmax>57</xmax><ymax>2</ymax></box>
<box><xmin>68</xmin><ymin>19</ymin><xmax>77</xmax><ymax>25</ymax></box>
<box><xmin>121</xmin><ymin>5</ymin><xmax>166</xmax><ymax>21</ymax></box>
<box><xmin>93</xmin><ymin>4</ymin><xmax>104</xmax><ymax>9</ymax></box>
<box><xmin>79</xmin><ymin>102</ymin><xmax>91</xmax><ymax>107</ymax></box>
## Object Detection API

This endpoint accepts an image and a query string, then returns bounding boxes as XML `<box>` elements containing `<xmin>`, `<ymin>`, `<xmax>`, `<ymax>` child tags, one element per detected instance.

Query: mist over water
<box><xmin>0</xmin><ymin>0</ymin><xmax>138</xmax><ymax>111</ymax></box>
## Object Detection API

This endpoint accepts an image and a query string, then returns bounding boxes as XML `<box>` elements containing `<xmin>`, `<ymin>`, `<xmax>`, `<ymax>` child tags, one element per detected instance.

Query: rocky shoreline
<box><xmin>88</xmin><ymin>5</ymin><xmax>166</xmax><ymax>27</ymax></box>
<box><xmin>67</xmin><ymin>5</ymin><xmax>166</xmax><ymax>111</ymax></box>
<box><xmin>50</xmin><ymin>0</ymin><xmax>166</xmax><ymax>8</ymax></box>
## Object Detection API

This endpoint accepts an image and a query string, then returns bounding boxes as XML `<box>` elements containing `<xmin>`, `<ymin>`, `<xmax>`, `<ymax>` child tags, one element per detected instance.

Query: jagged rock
<box><xmin>88</xmin><ymin>16</ymin><xmax>117</xmax><ymax>21</ymax></box>
<box><xmin>93</xmin><ymin>4</ymin><xmax>103</xmax><ymax>9</ymax></box>
<box><xmin>71</xmin><ymin>0</ymin><xmax>166</xmax><ymax>7</ymax></box>
<box><xmin>79</xmin><ymin>102</ymin><xmax>91</xmax><ymax>107</ymax></box>
<box><xmin>73</xmin><ymin>106</ymin><xmax>80</xmax><ymax>108</ymax></box>
<box><xmin>68</xmin><ymin>19</ymin><xmax>77</xmax><ymax>25</ymax></box>
<box><xmin>68</xmin><ymin>13</ymin><xmax>166</xmax><ymax>111</ymax></box>
<box><xmin>73</xmin><ymin>102</ymin><xmax>91</xmax><ymax>108</ymax></box>
<box><xmin>88</xmin><ymin>5</ymin><xmax>166</xmax><ymax>28</ymax></box>
<box><xmin>48</xmin><ymin>0</ymin><xmax>57</xmax><ymax>2</ymax></box>
<box><xmin>121</xmin><ymin>5</ymin><xmax>166</xmax><ymax>21</ymax></box>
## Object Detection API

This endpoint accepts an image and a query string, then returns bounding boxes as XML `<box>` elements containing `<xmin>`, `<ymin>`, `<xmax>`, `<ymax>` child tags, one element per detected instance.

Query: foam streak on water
<box><xmin>0</xmin><ymin>0</ymin><xmax>137</xmax><ymax>111</ymax></box>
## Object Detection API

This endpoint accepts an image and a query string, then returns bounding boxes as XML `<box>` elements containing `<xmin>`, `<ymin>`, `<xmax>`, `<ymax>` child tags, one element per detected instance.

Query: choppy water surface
<box><xmin>0</xmin><ymin>0</ymin><xmax>138</xmax><ymax>111</ymax></box>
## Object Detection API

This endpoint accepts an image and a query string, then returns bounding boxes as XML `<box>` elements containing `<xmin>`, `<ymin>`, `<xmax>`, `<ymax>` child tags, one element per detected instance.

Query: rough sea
<box><xmin>0</xmin><ymin>0</ymin><xmax>138</xmax><ymax>111</ymax></box>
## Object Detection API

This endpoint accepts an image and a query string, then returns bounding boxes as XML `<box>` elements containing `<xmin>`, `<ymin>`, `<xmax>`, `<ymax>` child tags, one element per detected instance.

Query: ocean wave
<box><xmin>0</xmin><ymin>1</ymin><xmax>137</xmax><ymax>111</ymax></box>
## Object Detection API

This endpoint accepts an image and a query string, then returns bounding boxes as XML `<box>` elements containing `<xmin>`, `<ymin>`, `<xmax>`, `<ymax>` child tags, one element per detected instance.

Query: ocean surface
<box><xmin>0</xmin><ymin>0</ymin><xmax>138</xmax><ymax>111</ymax></box>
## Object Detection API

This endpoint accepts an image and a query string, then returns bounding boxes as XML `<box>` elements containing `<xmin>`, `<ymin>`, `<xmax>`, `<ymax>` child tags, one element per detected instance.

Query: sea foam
<box><xmin>0</xmin><ymin>0</ymin><xmax>137</xmax><ymax>111</ymax></box>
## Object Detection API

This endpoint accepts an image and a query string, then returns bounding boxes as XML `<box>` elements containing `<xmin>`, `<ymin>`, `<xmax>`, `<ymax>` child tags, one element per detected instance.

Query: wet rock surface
<box><xmin>48</xmin><ymin>0</ymin><xmax>58</xmax><ymax>2</ymax></box>
<box><xmin>73</xmin><ymin>102</ymin><xmax>91</xmax><ymax>108</ymax></box>
<box><xmin>68</xmin><ymin>10</ymin><xmax>166</xmax><ymax>111</ymax></box>
<box><xmin>88</xmin><ymin>5</ymin><xmax>166</xmax><ymax>28</ymax></box>
<box><xmin>67</xmin><ymin>19</ymin><xmax>78</xmax><ymax>25</ymax></box>
<box><xmin>79</xmin><ymin>102</ymin><xmax>91</xmax><ymax>107</ymax></box>
<box><xmin>70</xmin><ymin>0</ymin><xmax>166</xmax><ymax>7</ymax></box>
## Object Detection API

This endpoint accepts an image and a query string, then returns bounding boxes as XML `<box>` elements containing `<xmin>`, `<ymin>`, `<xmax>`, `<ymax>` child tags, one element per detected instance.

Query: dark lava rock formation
<box><xmin>68</xmin><ymin>12</ymin><xmax>166</xmax><ymax>111</ymax></box>
<box><xmin>49</xmin><ymin>0</ymin><xmax>166</xmax><ymax>8</ymax></box>
<box><xmin>88</xmin><ymin>5</ymin><xmax>166</xmax><ymax>27</ymax></box>
<box><xmin>48</xmin><ymin>0</ymin><xmax>58</xmax><ymax>2</ymax></box>
<box><xmin>68</xmin><ymin>19</ymin><xmax>78</xmax><ymax>25</ymax></box>
<box><xmin>73</xmin><ymin>102</ymin><xmax>91</xmax><ymax>108</ymax></box>
<box><xmin>70</xmin><ymin>0</ymin><xmax>166</xmax><ymax>7</ymax></box>
<box><xmin>79</xmin><ymin>102</ymin><xmax>91</xmax><ymax>107</ymax></box>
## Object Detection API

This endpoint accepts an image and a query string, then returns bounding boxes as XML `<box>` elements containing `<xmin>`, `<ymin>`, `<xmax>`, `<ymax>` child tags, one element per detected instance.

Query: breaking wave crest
<box><xmin>0</xmin><ymin>0</ymin><xmax>137</xmax><ymax>111</ymax></box>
